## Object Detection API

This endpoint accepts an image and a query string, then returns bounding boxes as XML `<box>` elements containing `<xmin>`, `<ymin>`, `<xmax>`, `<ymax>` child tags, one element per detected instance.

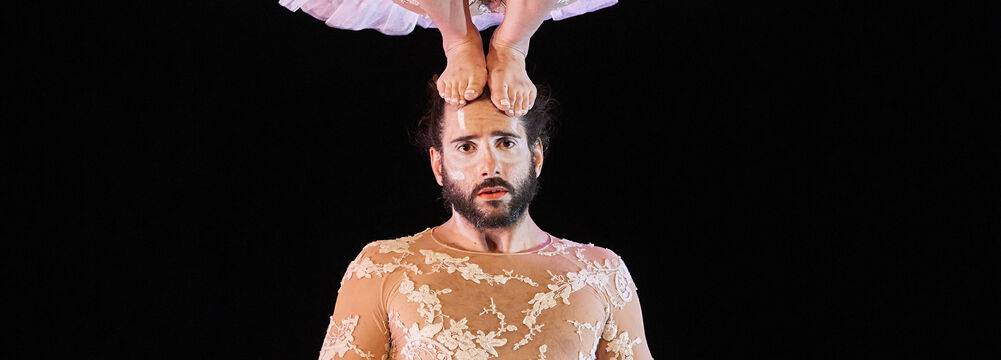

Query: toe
<box><xmin>436</xmin><ymin>78</ymin><xmax>448</xmax><ymax>99</ymax></box>
<box><xmin>522</xmin><ymin>91</ymin><xmax>531</xmax><ymax>116</ymax></box>
<box><xmin>442</xmin><ymin>81</ymin><xmax>453</xmax><ymax>104</ymax></box>
<box><xmin>450</xmin><ymin>81</ymin><xmax>462</xmax><ymax>105</ymax></box>
<box><xmin>463</xmin><ymin>88</ymin><xmax>478</xmax><ymax>102</ymax></box>
<box><xmin>465</xmin><ymin>73</ymin><xmax>485</xmax><ymax>101</ymax></box>
<box><xmin>526</xmin><ymin>86</ymin><xmax>537</xmax><ymax>112</ymax></box>
<box><xmin>505</xmin><ymin>84</ymin><xmax>517</xmax><ymax>116</ymax></box>
<box><xmin>523</xmin><ymin>89</ymin><xmax>533</xmax><ymax>115</ymax></box>
<box><xmin>491</xmin><ymin>83</ymin><xmax>510</xmax><ymax>112</ymax></box>
<box><xmin>513</xmin><ymin>91</ymin><xmax>526</xmax><ymax>117</ymax></box>
<box><xmin>456</xmin><ymin>79</ymin><xmax>469</xmax><ymax>105</ymax></box>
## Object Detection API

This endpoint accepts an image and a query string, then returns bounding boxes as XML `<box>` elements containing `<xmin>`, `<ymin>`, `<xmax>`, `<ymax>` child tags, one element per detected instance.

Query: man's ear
<box><xmin>532</xmin><ymin>141</ymin><xmax>544</xmax><ymax>177</ymax></box>
<box><xmin>430</xmin><ymin>147</ymin><xmax>444</xmax><ymax>186</ymax></box>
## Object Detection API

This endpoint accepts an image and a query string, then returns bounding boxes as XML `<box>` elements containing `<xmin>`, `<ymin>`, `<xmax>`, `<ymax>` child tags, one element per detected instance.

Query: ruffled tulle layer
<box><xmin>278</xmin><ymin>0</ymin><xmax>618</xmax><ymax>36</ymax></box>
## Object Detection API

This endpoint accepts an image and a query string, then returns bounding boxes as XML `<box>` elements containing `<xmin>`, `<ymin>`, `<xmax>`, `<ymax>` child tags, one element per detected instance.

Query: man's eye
<box><xmin>458</xmin><ymin>144</ymin><xmax>474</xmax><ymax>152</ymax></box>
<box><xmin>499</xmin><ymin>140</ymin><xmax>516</xmax><ymax>148</ymax></box>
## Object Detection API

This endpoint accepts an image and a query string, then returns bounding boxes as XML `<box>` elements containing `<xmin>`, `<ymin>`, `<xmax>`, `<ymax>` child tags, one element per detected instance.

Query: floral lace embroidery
<box><xmin>535</xmin><ymin>344</ymin><xmax>548</xmax><ymax>360</ymax></box>
<box><xmin>612</xmin><ymin>260</ymin><xmax>634</xmax><ymax>304</ymax></box>
<box><xmin>398</xmin><ymin>272</ymin><xmax>452</xmax><ymax>324</ymax></box>
<box><xmin>340</xmin><ymin>235</ymin><xmax>424</xmax><ymax>286</ymax></box>
<box><xmin>605</xmin><ymin>332</ymin><xmax>643</xmax><ymax>360</ymax></box>
<box><xmin>434</xmin><ymin>317</ymin><xmax>485</xmax><ymax>359</ymax></box>
<box><xmin>536</xmin><ymin>238</ymin><xmax>592</xmax><ymax>257</ymax></box>
<box><xmin>513</xmin><ymin>249</ymin><xmax>635</xmax><ymax>350</ymax></box>
<box><xmin>319</xmin><ymin>315</ymin><xmax>376</xmax><ymax>360</ymax></box>
<box><xmin>333</xmin><ymin>233</ymin><xmax>643</xmax><ymax>359</ymax></box>
<box><xmin>480</xmin><ymin>298</ymin><xmax>518</xmax><ymax>334</ymax></box>
<box><xmin>390</xmin><ymin>296</ymin><xmax>529</xmax><ymax>360</ymax></box>
<box><xmin>473</xmin><ymin>330</ymin><xmax>507</xmax><ymax>358</ymax></box>
<box><xmin>392</xmin><ymin>311</ymin><xmax>477</xmax><ymax>360</ymax></box>
<box><xmin>373</xmin><ymin>234</ymin><xmax>419</xmax><ymax>256</ymax></box>
<box><xmin>476</xmin><ymin>298</ymin><xmax>516</xmax><ymax>357</ymax></box>
<box><xmin>393</xmin><ymin>312</ymin><xmax>449</xmax><ymax>360</ymax></box>
<box><xmin>571</xmin><ymin>248</ymin><xmax>635</xmax><ymax>309</ymax></box>
<box><xmin>420</xmin><ymin>249</ymin><xmax>539</xmax><ymax>286</ymax></box>
<box><xmin>568</xmin><ymin>318</ymin><xmax>602</xmax><ymax>360</ymax></box>
<box><xmin>341</xmin><ymin>256</ymin><xmax>422</xmax><ymax>287</ymax></box>
<box><xmin>601</xmin><ymin>313</ymin><xmax>618</xmax><ymax>341</ymax></box>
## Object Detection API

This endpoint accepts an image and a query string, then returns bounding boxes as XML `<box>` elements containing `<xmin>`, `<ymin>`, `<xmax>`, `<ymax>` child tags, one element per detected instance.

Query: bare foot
<box><xmin>486</xmin><ymin>40</ymin><xmax>537</xmax><ymax>116</ymax></box>
<box><xmin>437</xmin><ymin>40</ymin><xmax>488</xmax><ymax>106</ymax></box>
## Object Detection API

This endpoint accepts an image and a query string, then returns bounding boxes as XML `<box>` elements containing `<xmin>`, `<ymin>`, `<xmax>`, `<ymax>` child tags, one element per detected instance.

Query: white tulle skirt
<box><xmin>278</xmin><ymin>0</ymin><xmax>618</xmax><ymax>35</ymax></box>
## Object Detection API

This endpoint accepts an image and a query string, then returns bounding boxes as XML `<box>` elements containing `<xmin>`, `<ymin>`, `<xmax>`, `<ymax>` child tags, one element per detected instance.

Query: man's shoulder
<box><xmin>550</xmin><ymin>236</ymin><xmax>638</xmax><ymax>301</ymax></box>
<box><xmin>546</xmin><ymin>236</ymin><xmax>625</xmax><ymax>263</ymax></box>
<box><xmin>355</xmin><ymin>228</ymin><xmax>432</xmax><ymax>258</ymax></box>
<box><xmin>338</xmin><ymin>229</ymin><xmax>431</xmax><ymax>286</ymax></box>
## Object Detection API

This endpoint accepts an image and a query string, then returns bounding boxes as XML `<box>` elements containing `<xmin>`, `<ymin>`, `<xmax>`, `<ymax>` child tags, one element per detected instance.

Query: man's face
<box><xmin>431</xmin><ymin>99</ymin><xmax>544</xmax><ymax>229</ymax></box>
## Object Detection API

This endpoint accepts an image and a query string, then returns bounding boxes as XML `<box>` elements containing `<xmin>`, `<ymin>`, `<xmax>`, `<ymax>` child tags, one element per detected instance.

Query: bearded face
<box><xmin>440</xmin><ymin>158</ymin><xmax>539</xmax><ymax>229</ymax></box>
<box><xmin>431</xmin><ymin>97</ymin><xmax>545</xmax><ymax>229</ymax></box>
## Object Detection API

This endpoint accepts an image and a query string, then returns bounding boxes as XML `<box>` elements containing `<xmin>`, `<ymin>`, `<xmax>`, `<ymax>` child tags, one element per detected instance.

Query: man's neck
<box><xmin>434</xmin><ymin>209</ymin><xmax>549</xmax><ymax>253</ymax></box>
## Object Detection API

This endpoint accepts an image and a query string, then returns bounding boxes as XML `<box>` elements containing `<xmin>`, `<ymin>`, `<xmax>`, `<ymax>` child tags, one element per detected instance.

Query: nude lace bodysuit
<box><xmin>317</xmin><ymin>228</ymin><xmax>651</xmax><ymax>360</ymax></box>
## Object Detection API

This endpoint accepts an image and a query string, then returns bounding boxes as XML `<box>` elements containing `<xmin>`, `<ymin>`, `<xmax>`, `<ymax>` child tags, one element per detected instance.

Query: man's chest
<box><xmin>384</xmin><ymin>268</ymin><xmax>611</xmax><ymax>359</ymax></box>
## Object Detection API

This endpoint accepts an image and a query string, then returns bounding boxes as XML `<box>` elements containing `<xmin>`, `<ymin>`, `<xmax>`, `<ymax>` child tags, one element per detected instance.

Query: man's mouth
<box><xmin>477</xmin><ymin>187</ymin><xmax>509</xmax><ymax>200</ymax></box>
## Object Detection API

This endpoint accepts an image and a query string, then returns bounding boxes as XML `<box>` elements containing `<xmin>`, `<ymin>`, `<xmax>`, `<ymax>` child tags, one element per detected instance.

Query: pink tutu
<box><xmin>278</xmin><ymin>0</ymin><xmax>618</xmax><ymax>35</ymax></box>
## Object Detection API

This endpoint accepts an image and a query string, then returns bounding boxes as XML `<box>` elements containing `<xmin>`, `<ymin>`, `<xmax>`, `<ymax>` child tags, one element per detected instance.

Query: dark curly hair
<box><xmin>412</xmin><ymin>75</ymin><xmax>558</xmax><ymax>156</ymax></box>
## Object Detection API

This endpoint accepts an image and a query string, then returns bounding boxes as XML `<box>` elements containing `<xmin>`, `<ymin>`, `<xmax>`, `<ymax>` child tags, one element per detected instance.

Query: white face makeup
<box><xmin>444</xmin><ymin>133</ymin><xmax>528</xmax><ymax>170</ymax></box>
<box><xmin>438</xmin><ymin>100</ymin><xmax>536</xmax><ymax>193</ymax></box>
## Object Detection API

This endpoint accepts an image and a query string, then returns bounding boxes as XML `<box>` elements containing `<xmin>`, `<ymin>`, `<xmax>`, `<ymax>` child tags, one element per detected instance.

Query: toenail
<box><xmin>465</xmin><ymin>89</ymin><xmax>476</xmax><ymax>94</ymax></box>
<box><xmin>500</xmin><ymin>99</ymin><xmax>510</xmax><ymax>106</ymax></box>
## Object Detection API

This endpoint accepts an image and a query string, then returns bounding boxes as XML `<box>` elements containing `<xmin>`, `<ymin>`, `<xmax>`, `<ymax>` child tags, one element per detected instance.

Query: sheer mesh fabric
<box><xmin>317</xmin><ymin>228</ymin><xmax>652</xmax><ymax>360</ymax></box>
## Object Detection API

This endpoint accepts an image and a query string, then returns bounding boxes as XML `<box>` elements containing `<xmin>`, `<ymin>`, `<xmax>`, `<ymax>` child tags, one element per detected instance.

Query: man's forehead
<box><xmin>444</xmin><ymin>102</ymin><xmax>524</xmax><ymax>138</ymax></box>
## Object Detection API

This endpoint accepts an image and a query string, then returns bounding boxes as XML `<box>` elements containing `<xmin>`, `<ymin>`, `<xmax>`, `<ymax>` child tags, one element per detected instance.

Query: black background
<box><xmin>9</xmin><ymin>1</ymin><xmax>1001</xmax><ymax>359</ymax></box>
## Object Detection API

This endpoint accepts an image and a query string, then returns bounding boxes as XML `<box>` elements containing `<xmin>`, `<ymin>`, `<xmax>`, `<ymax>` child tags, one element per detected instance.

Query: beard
<box><xmin>441</xmin><ymin>163</ymin><xmax>540</xmax><ymax>230</ymax></box>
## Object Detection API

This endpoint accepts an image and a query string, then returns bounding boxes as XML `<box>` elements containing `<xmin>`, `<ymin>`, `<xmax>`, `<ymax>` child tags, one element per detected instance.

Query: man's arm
<box><xmin>317</xmin><ymin>245</ymin><xmax>391</xmax><ymax>360</ymax></box>
<box><xmin>595</xmin><ymin>256</ymin><xmax>653</xmax><ymax>360</ymax></box>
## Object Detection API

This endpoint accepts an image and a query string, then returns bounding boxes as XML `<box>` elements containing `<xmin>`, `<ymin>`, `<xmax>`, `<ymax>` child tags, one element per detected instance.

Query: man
<box><xmin>316</xmin><ymin>80</ymin><xmax>652</xmax><ymax>360</ymax></box>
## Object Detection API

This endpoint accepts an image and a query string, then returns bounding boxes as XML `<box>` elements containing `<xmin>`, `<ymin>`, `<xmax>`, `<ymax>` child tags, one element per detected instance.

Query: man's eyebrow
<box><xmin>450</xmin><ymin>135</ymin><xmax>478</xmax><ymax>144</ymax></box>
<box><xmin>491</xmin><ymin>131</ymin><xmax>522</xmax><ymax>139</ymax></box>
<box><xmin>449</xmin><ymin>131</ymin><xmax>523</xmax><ymax>144</ymax></box>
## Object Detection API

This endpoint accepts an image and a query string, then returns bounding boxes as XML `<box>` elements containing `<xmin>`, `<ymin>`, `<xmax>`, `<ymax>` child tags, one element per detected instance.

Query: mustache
<box><xmin>470</xmin><ymin>177</ymin><xmax>514</xmax><ymax>198</ymax></box>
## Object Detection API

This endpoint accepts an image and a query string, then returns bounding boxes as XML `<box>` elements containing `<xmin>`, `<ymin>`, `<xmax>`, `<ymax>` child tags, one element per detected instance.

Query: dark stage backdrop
<box><xmin>10</xmin><ymin>1</ymin><xmax>1000</xmax><ymax>359</ymax></box>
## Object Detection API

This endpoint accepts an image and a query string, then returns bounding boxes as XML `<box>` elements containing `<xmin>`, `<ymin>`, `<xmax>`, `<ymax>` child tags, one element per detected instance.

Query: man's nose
<box><xmin>479</xmin><ymin>147</ymin><xmax>502</xmax><ymax>177</ymax></box>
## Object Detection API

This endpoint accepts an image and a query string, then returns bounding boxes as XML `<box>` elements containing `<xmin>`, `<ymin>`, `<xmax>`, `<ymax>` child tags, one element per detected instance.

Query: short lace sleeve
<box><xmin>318</xmin><ymin>243</ymin><xmax>395</xmax><ymax>360</ymax></box>
<box><xmin>592</xmin><ymin>250</ymin><xmax>654</xmax><ymax>360</ymax></box>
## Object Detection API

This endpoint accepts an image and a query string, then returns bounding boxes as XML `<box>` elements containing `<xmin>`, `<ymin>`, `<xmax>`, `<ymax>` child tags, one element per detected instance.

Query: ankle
<box><xmin>489</xmin><ymin>27</ymin><xmax>530</xmax><ymax>56</ymax></box>
<box><xmin>489</xmin><ymin>37</ymin><xmax>528</xmax><ymax>58</ymax></box>
<box><xmin>443</xmin><ymin>30</ymin><xmax>483</xmax><ymax>55</ymax></box>
<box><xmin>444</xmin><ymin>38</ymin><xmax>482</xmax><ymax>57</ymax></box>
<box><xmin>489</xmin><ymin>39</ymin><xmax>528</xmax><ymax>59</ymax></box>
